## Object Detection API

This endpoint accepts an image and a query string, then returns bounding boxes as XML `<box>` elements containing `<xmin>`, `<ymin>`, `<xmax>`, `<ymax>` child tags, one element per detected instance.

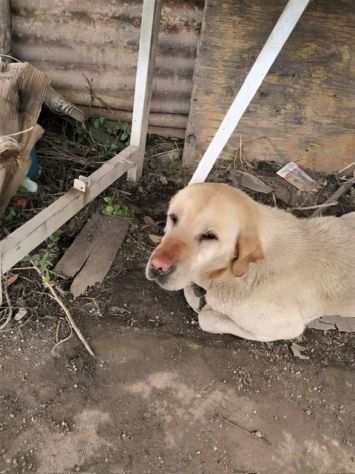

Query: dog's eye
<box><xmin>198</xmin><ymin>231</ymin><xmax>218</xmax><ymax>242</ymax></box>
<box><xmin>169</xmin><ymin>213</ymin><xmax>178</xmax><ymax>225</ymax></box>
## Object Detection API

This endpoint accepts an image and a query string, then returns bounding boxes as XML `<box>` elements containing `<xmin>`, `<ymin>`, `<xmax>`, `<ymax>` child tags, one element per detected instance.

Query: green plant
<box><xmin>88</xmin><ymin>118</ymin><xmax>130</xmax><ymax>160</ymax></box>
<box><xmin>5</xmin><ymin>207</ymin><xmax>18</xmax><ymax>222</ymax></box>
<box><xmin>30</xmin><ymin>252</ymin><xmax>54</xmax><ymax>284</ymax></box>
<box><xmin>24</xmin><ymin>231</ymin><xmax>62</xmax><ymax>284</ymax></box>
<box><xmin>48</xmin><ymin>231</ymin><xmax>62</xmax><ymax>244</ymax></box>
<box><xmin>61</xmin><ymin>116</ymin><xmax>131</xmax><ymax>162</ymax></box>
<box><xmin>17</xmin><ymin>185</ymin><xmax>28</xmax><ymax>194</ymax></box>
<box><xmin>102</xmin><ymin>197</ymin><xmax>131</xmax><ymax>217</ymax></box>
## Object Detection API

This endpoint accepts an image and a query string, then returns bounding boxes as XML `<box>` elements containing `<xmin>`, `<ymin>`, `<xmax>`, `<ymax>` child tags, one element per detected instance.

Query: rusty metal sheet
<box><xmin>11</xmin><ymin>0</ymin><xmax>203</xmax><ymax>136</ymax></box>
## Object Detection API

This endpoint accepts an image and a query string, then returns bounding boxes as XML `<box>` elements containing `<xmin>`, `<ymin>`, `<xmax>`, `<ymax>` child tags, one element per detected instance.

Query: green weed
<box><xmin>102</xmin><ymin>197</ymin><xmax>131</xmax><ymax>217</ymax></box>
<box><xmin>69</xmin><ymin>117</ymin><xmax>130</xmax><ymax>161</ymax></box>
<box><xmin>24</xmin><ymin>231</ymin><xmax>63</xmax><ymax>284</ymax></box>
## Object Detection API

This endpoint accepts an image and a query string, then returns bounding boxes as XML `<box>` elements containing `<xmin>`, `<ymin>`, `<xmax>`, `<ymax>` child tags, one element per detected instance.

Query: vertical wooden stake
<box><xmin>128</xmin><ymin>0</ymin><xmax>161</xmax><ymax>182</ymax></box>
<box><xmin>0</xmin><ymin>0</ymin><xmax>11</xmax><ymax>56</ymax></box>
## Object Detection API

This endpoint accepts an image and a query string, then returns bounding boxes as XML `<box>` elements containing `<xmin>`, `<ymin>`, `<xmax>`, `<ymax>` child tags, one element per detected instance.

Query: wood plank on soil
<box><xmin>70</xmin><ymin>215</ymin><xmax>129</xmax><ymax>298</ymax></box>
<box><xmin>55</xmin><ymin>212</ymin><xmax>102</xmax><ymax>278</ymax></box>
<box><xmin>1</xmin><ymin>145</ymin><xmax>136</xmax><ymax>274</ymax></box>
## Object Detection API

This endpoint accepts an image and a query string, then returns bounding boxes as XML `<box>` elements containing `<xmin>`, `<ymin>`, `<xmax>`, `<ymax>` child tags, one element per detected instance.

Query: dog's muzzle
<box><xmin>146</xmin><ymin>261</ymin><xmax>176</xmax><ymax>285</ymax></box>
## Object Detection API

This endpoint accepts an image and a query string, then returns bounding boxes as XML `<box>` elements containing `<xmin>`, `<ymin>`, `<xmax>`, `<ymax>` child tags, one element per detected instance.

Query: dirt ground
<box><xmin>1</xmin><ymin>125</ymin><xmax>355</xmax><ymax>474</ymax></box>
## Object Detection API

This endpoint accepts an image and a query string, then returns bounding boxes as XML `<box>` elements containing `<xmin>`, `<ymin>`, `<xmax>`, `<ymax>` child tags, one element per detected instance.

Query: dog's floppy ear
<box><xmin>231</xmin><ymin>226</ymin><xmax>264</xmax><ymax>277</ymax></box>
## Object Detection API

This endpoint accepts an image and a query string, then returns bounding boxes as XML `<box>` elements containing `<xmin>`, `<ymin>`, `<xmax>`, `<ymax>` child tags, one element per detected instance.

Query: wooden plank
<box><xmin>0</xmin><ymin>145</ymin><xmax>137</xmax><ymax>274</ymax></box>
<box><xmin>54</xmin><ymin>212</ymin><xmax>101</xmax><ymax>278</ymax></box>
<box><xmin>0</xmin><ymin>0</ymin><xmax>11</xmax><ymax>55</ymax></box>
<box><xmin>70</xmin><ymin>216</ymin><xmax>129</xmax><ymax>298</ymax></box>
<box><xmin>183</xmin><ymin>0</ymin><xmax>355</xmax><ymax>173</ymax></box>
<box><xmin>183</xmin><ymin>0</ymin><xmax>208</xmax><ymax>167</ymax></box>
<box><xmin>189</xmin><ymin>0</ymin><xmax>310</xmax><ymax>183</ymax></box>
<box><xmin>128</xmin><ymin>0</ymin><xmax>162</xmax><ymax>182</ymax></box>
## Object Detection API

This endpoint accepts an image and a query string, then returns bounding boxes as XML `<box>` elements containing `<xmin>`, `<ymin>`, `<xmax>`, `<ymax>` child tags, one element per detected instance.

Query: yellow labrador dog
<box><xmin>146</xmin><ymin>183</ymin><xmax>355</xmax><ymax>342</ymax></box>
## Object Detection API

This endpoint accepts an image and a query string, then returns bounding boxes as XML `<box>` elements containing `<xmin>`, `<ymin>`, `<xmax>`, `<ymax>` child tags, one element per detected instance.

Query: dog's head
<box><xmin>146</xmin><ymin>183</ymin><xmax>264</xmax><ymax>290</ymax></box>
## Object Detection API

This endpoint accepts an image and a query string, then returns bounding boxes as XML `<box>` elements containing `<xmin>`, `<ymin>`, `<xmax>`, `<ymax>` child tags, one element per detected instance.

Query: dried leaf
<box><xmin>143</xmin><ymin>216</ymin><xmax>156</xmax><ymax>226</ymax></box>
<box><xmin>231</xmin><ymin>170</ymin><xmax>272</xmax><ymax>194</ymax></box>
<box><xmin>149</xmin><ymin>234</ymin><xmax>162</xmax><ymax>244</ymax></box>
<box><xmin>290</xmin><ymin>342</ymin><xmax>310</xmax><ymax>360</ymax></box>
<box><xmin>332</xmin><ymin>317</ymin><xmax>355</xmax><ymax>333</ymax></box>
<box><xmin>14</xmin><ymin>307</ymin><xmax>28</xmax><ymax>322</ymax></box>
<box><xmin>307</xmin><ymin>318</ymin><xmax>336</xmax><ymax>331</ymax></box>
<box><xmin>308</xmin><ymin>316</ymin><xmax>355</xmax><ymax>333</ymax></box>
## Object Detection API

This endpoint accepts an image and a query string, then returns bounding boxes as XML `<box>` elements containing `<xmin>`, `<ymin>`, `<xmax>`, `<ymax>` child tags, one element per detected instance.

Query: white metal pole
<box><xmin>190</xmin><ymin>0</ymin><xmax>311</xmax><ymax>184</ymax></box>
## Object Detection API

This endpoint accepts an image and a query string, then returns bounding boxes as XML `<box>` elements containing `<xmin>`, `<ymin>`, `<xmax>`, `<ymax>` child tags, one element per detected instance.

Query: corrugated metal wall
<box><xmin>11</xmin><ymin>0</ymin><xmax>203</xmax><ymax>136</ymax></box>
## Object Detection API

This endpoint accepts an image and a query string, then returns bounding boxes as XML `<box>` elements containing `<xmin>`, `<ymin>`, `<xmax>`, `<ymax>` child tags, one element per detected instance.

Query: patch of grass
<box><xmin>102</xmin><ymin>197</ymin><xmax>132</xmax><ymax>217</ymax></box>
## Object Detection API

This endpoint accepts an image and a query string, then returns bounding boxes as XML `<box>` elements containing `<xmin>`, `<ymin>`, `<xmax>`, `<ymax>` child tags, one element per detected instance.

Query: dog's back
<box><xmin>341</xmin><ymin>211</ymin><xmax>355</xmax><ymax>230</ymax></box>
<box><xmin>256</xmin><ymin>205</ymin><xmax>355</xmax><ymax>319</ymax></box>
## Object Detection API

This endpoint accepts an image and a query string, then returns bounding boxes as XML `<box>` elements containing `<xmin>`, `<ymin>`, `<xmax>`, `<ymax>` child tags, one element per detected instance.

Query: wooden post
<box><xmin>128</xmin><ymin>0</ymin><xmax>161</xmax><ymax>182</ymax></box>
<box><xmin>182</xmin><ymin>0</ymin><xmax>208</xmax><ymax>168</ymax></box>
<box><xmin>0</xmin><ymin>0</ymin><xmax>11</xmax><ymax>56</ymax></box>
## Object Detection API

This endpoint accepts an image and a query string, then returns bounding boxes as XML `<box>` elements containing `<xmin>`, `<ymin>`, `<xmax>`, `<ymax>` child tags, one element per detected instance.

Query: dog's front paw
<box><xmin>184</xmin><ymin>284</ymin><xmax>206</xmax><ymax>313</ymax></box>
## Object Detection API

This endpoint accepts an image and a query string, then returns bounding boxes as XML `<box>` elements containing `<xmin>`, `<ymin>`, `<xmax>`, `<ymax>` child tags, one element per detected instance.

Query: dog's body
<box><xmin>146</xmin><ymin>183</ymin><xmax>355</xmax><ymax>342</ymax></box>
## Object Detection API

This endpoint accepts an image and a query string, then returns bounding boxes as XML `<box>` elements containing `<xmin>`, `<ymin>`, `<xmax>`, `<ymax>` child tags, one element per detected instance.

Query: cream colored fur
<box><xmin>146</xmin><ymin>183</ymin><xmax>355</xmax><ymax>342</ymax></box>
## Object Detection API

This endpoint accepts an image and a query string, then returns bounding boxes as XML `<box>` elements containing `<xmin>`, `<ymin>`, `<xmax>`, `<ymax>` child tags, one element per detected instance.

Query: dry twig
<box><xmin>312</xmin><ymin>180</ymin><xmax>354</xmax><ymax>217</ymax></box>
<box><xmin>337</xmin><ymin>161</ymin><xmax>355</xmax><ymax>178</ymax></box>
<box><xmin>220</xmin><ymin>414</ymin><xmax>271</xmax><ymax>445</ymax></box>
<box><xmin>0</xmin><ymin>275</ymin><xmax>13</xmax><ymax>331</ymax></box>
<box><xmin>289</xmin><ymin>201</ymin><xmax>338</xmax><ymax>212</ymax></box>
<box><xmin>51</xmin><ymin>318</ymin><xmax>73</xmax><ymax>357</ymax></box>
<box><xmin>31</xmin><ymin>261</ymin><xmax>96</xmax><ymax>358</ymax></box>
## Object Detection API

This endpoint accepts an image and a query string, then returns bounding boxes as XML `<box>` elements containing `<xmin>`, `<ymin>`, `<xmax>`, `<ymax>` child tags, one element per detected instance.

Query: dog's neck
<box><xmin>199</xmin><ymin>204</ymin><xmax>307</xmax><ymax>295</ymax></box>
<box><xmin>257</xmin><ymin>204</ymin><xmax>307</xmax><ymax>267</ymax></box>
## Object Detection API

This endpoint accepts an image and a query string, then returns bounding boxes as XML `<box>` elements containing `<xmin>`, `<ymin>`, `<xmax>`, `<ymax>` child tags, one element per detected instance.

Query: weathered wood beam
<box><xmin>0</xmin><ymin>146</ymin><xmax>137</xmax><ymax>273</ymax></box>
